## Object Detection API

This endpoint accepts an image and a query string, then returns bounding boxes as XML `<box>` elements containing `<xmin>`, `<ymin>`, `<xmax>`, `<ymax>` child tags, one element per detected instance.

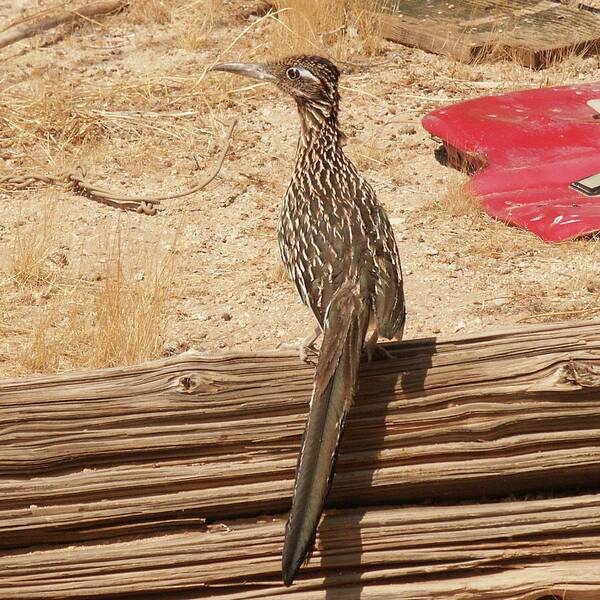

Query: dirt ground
<box><xmin>0</xmin><ymin>0</ymin><xmax>599</xmax><ymax>378</ymax></box>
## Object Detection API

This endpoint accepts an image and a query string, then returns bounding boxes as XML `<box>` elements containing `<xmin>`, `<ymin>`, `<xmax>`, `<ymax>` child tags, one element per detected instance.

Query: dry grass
<box><xmin>4</xmin><ymin>208</ymin><xmax>178</xmax><ymax>375</ymax></box>
<box><xmin>174</xmin><ymin>0</ymin><xmax>223</xmax><ymax>50</ymax></box>
<box><xmin>421</xmin><ymin>173</ymin><xmax>600</xmax><ymax>326</ymax></box>
<box><xmin>91</xmin><ymin>232</ymin><xmax>176</xmax><ymax>368</ymax></box>
<box><xmin>270</xmin><ymin>0</ymin><xmax>385</xmax><ymax>59</ymax></box>
<box><xmin>9</xmin><ymin>200</ymin><xmax>58</xmax><ymax>288</ymax></box>
<box><xmin>17</xmin><ymin>249</ymin><xmax>177</xmax><ymax>374</ymax></box>
<box><xmin>428</xmin><ymin>174</ymin><xmax>482</xmax><ymax>218</ymax></box>
<box><xmin>129</xmin><ymin>0</ymin><xmax>176</xmax><ymax>24</ymax></box>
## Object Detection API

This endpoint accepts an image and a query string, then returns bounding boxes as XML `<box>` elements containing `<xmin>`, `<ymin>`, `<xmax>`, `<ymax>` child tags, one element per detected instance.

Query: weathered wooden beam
<box><xmin>0</xmin><ymin>321</ymin><xmax>599</xmax><ymax>551</ymax></box>
<box><xmin>3</xmin><ymin>493</ymin><xmax>600</xmax><ymax>598</ymax></box>
<box><xmin>379</xmin><ymin>0</ymin><xmax>600</xmax><ymax>68</ymax></box>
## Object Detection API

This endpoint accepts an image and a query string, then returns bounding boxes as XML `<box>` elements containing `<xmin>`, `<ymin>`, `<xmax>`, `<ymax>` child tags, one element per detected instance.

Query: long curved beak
<box><xmin>210</xmin><ymin>62</ymin><xmax>276</xmax><ymax>82</ymax></box>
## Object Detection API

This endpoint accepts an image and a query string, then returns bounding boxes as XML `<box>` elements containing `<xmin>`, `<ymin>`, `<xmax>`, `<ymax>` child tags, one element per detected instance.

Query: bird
<box><xmin>210</xmin><ymin>55</ymin><xmax>405</xmax><ymax>586</ymax></box>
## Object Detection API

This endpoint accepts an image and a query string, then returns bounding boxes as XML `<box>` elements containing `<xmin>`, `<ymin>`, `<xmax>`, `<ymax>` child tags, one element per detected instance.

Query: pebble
<box><xmin>192</xmin><ymin>313</ymin><xmax>211</xmax><ymax>321</ymax></box>
<box><xmin>425</xmin><ymin>247</ymin><xmax>439</xmax><ymax>256</ymax></box>
<box><xmin>221</xmin><ymin>312</ymin><xmax>232</xmax><ymax>321</ymax></box>
<box><xmin>398</xmin><ymin>124</ymin><xmax>417</xmax><ymax>135</ymax></box>
<box><xmin>498</xmin><ymin>265</ymin><xmax>512</xmax><ymax>275</ymax></box>
<box><xmin>454</xmin><ymin>319</ymin><xmax>466</xmax><ymax>333</ymax></box>
<box><xmin>491</xmin><ymin>298</ymin><xmax>509</xmax><ymax>307</ymax></box>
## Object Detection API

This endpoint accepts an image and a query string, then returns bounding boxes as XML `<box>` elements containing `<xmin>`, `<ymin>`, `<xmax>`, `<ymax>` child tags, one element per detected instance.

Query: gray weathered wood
<box><xmin>379</xmin><ymin>0</ymin><xmax>600</xmax><ymax>68</ymax></box>
<box><xmin>4</xmin><ymin>493</ymin><xmax>600</xmax><ymax>598</ymax></box>
<box><xmin>0</xmin><ymin>321</ymin><xmax>599</xmax><ymax>552</ymax></box>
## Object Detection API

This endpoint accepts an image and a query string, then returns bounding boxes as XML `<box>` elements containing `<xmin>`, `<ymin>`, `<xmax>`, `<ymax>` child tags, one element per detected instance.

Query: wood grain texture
<box><xmin>0</xmin><ymin>321</ymin><xmax>599</xmax><ymax>542</ymax></box>
<box><xmin>4</xmin><ymin>494</ymin><xmax>600</xmax><ymax>598</ymax></box>
<box><xmin>380</xmin><ymin>0</ymin><xmax>600</xmax><ymax>68</ymax></box>
<box><xmin>1</xmin><ymin>320</ymin><xmax>600</xmax><ymax>597</ymax></box>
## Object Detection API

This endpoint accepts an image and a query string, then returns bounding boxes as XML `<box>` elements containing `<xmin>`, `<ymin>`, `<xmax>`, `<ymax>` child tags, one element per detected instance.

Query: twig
<box><xmin>0</xmin><ymin>120</ymin><xmax>237</xmax><ymax>215</ymax></box>
<box><xmin>518</xmin><ymin>305</ymin><xmax>599</xmax><ymax>323</ymax></box>
<box><xmin>0</xmin><ymin>0</ymin><xmax>128</xmax><ymax>51</ymax></box>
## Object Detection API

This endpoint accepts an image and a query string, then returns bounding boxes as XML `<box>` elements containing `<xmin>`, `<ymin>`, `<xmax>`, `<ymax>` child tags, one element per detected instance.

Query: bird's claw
<box><xmin>277</xmin><ymin>340</ymin><xmax>319</xmax><ymax>365</ymax></box>
<box><xmin>299</xmin><ymin>343</ymin><xmax>319</xmax><ymax>365</ymax></box>
<box><xmin>365</xmin><ymin>331</ymin><xmax>395</xmax><ymax>362</ymax></box>
<box><xmin>278</xmin><ymin>326</ymin><xmax>322</xmax><ymax>365</ymax></box>
<box><xmin>366</xmin><ymin>343</ymin><xmax>395</xmax><ymax>362</ymax></box>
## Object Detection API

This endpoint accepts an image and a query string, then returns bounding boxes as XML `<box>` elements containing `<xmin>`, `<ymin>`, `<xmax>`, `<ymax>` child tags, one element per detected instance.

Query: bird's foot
<box><xmin>365</xmin><ymin>331</ymin><xmax>395</xmax><ymax>362</ymax></box>
<box><xmin>366</xmin><ymin>343</ymin><xmax>395</xmax><ymax>362</ymax></box>
<box><xmin>277</xmin><ymin>326</ymin><xmax>322</xmax><ymax>365</ymax></box>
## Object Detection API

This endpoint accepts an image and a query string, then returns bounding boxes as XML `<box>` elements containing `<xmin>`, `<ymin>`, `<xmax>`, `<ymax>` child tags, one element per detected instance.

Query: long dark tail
<box><xmin>282</xmin><ymin>281</ymin><xmax>369</xmax><ymax>586</ymax></box>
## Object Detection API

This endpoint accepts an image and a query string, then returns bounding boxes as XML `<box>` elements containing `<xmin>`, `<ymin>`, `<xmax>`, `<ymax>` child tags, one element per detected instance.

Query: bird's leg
<box><xmin>365</xmin><ymin>329</ymin><xmax>395</xmax><ymax>362</ymax></box>
<box><xmin>277</xmin><ymin>325</ymin><xmax>322</xmax><ymax>364</ymax></box>
<box><xmin>299</xmin><ymin>325</ymin><xmax>322</xmax><ymax>363</ymax></box>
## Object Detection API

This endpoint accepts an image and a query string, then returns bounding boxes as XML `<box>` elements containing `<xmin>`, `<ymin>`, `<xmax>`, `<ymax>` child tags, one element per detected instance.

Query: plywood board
<box><xmin>380</xmin><ymin>0</ymin><xmax>600</xmax><ymax>68</ymax></box>
<box><xmin>564</xmin><ymin>0</ymin><xmax>600</xmax><ymax>13</ymax></box>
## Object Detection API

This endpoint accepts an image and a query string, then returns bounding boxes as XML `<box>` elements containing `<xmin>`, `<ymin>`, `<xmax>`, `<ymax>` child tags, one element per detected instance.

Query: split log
<box><xmin>0</xmin><ymin>320</ymin><xmax>599</xmax><ymax>551</ymax></box>
<box><xmin>4</xmin><ymin>493</ymin><xmax>600</xmax><ymax>598</ymax></box>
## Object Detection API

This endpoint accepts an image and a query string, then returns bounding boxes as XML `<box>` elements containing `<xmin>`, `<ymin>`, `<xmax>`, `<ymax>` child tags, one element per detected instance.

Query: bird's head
<box><xmin>210</xmin><ymin>55</ymin><xmax>341</xmax><ymax>123</ymax></box>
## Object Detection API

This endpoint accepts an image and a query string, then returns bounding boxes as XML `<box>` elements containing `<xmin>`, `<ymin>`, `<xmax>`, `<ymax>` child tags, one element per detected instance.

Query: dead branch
<box><xmin>0</xmin><ymin>120</ymin><xmax>237</xmax><ymax>215</ymax></box>
<box><xmin>0</xmin><ymin>0</ymin><xmax>128</xmax><ymax>50</ymax></box>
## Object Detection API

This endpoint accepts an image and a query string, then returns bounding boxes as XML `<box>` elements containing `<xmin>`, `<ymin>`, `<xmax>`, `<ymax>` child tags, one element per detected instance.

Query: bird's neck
<box><xmin>295</xmin><ymin>102</ymin><xmax>344</xmax><ymax>164</ymax></box>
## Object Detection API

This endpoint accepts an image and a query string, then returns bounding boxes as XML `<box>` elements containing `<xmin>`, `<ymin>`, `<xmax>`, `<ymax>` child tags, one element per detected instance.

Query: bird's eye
<box><xmin>286</xmin><ymin>67</ymin><xmax>300</xmax><ymax>80</ymax></box>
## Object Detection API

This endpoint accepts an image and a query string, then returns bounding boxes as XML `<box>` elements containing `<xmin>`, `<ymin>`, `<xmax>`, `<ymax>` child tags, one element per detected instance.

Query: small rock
<box><xmin>498</xmin><ymin>265</ymin><xmax>512</xmax><ymax>275</ymax></box>
<box><xmin>491</xmin><ymin>297</ymin><xmax>509</xmax><ymax>308</ymax></box>
<box><xmin>221</xmin><ymin>312</ymin><xmax>232</xmax><ymax>321</ymax></box>
<box><xmin>192</xmin><ymin>313</ymin><xmax>211</xmax><ymax>321</ymax></box>
<box><xmin>48</xmin><ymin>251</ymin><xmax>68</xmax><ymax>267</ymax></box>
<box><xmin>390</xmin><ymin>217</ymin><xmax>406</xmax><ymax>226</ymax></box>
<box><xmin>425</xmin><ymin>247</ymin><xmax>439</xmax><ymax>256</ymax></box>
<box><xmin>398</xmin><ymin>124</ymin><xmax>417</xmax><ymax>135</ymax></box>
<box><xmin>454</xmin><ymin>319</ymin><xmax>466</xmax><ymax>333</ymax></box>
<box><xmin>431</xmin><ymin>326</ymin><xmax>441</xmax><ymax>334</ymax></box>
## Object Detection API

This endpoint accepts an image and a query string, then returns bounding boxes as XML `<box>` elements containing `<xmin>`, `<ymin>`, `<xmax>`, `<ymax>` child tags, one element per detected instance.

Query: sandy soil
<box><xmin>1</xmin><ymin>0</ymin><xmax>599</xmax><ymax>378</ymax></box>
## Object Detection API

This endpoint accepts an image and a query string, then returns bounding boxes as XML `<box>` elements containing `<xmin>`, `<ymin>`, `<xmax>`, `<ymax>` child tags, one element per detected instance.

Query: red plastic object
<box><xmin>422</xmin><ymin>83</ymin><xmax>600</xmax><ymax>242</ymax></box>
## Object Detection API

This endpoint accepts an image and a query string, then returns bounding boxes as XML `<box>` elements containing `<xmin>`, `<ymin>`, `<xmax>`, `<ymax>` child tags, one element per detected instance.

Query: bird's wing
<box><xmin>371</xmin><ymin>204</ymin><xmax>406</xmax><ymax>340</ymax></box>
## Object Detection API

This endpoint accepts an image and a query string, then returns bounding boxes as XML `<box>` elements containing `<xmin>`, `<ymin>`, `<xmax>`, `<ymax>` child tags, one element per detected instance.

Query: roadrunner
<box><xmin>211</xmin><ymin>55</ymin><xmax>405</xmax><ymax>585</ymax></box>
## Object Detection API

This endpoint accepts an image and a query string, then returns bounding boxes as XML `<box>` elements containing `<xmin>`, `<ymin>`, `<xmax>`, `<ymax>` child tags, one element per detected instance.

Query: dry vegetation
<box><xmin>0</xmin><ymin>0</ymin><xmax>599</xmax><ymax>377</ymax></box>
<box><xmin>1</xmin><ymin>197</ymin><xmax>178</xmax><ymax>373</ymax></box>
<box><xmin>270</xmin><ymin>0</ymin><xmax>385</xmax><ymax>58</ymax></box>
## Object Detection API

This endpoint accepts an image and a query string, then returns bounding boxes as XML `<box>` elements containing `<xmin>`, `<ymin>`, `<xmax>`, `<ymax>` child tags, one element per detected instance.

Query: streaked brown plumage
<box><xmin>211</xmin><ymin>55</ymin><xmax>405</xmax><ymax>586</ymax></box>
